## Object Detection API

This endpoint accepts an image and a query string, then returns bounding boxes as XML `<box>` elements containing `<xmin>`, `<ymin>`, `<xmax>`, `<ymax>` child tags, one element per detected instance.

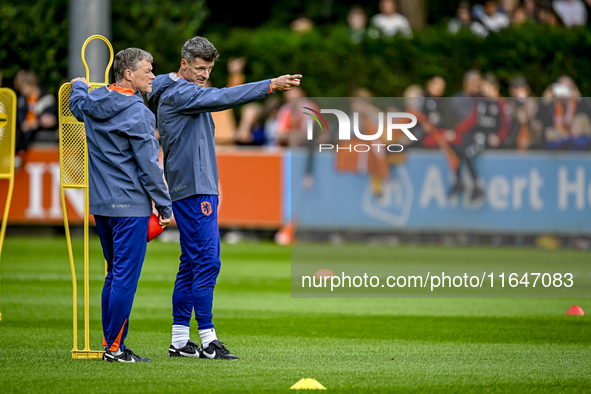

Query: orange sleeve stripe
<box><xmin>268</xmin><ymin>83</ymin><xmax>273</xmax><ymax>94</ymax></box>
<box><xmin>108</xmin><ymin>319</ymin><xmax>128</xmax><ymax>352</ymax></box>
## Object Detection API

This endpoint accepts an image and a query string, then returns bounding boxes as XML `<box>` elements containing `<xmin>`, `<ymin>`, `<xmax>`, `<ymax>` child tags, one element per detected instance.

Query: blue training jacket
<box><xmin>148</xmin><ymin>73</ymin><xmax>272</xmax><ymax>201</ymax></box>
<box><xmin>69</xmin><ymin>81</ymin><xmax>172</xmax><ymax>219</ymax></box>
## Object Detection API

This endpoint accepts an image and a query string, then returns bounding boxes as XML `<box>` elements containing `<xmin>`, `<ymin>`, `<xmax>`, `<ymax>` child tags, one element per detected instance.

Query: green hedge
<box><xmin>2</xmin><ymin>4</ymin><xmax>590</xmax><ymax>98</ymax></box>
<box><xmin>207</xmin><ymin>23</ymin><xmax>591</xmax><ymax>97</ymax></box>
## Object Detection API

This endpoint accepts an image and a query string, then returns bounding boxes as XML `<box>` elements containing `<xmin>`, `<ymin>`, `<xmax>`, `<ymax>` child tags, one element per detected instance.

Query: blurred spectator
<box><xmin>13</xmin><ymin>69</ymin><xmax>26</xmax><ymax>92</ymax></box>
<box><xmin>448</xmin><ymin>1</ymin><xmax>489</xmax><ymax>37</ymax></box>
<box><xmin>291</xmin><ymin>16</ymin><xmax>314</xmax><ymax>34</ymax></box>
<box><xmin>234</xmin><ymin>85</ymin><xmax>283</xmax><ymax>146</ymax></box>
<box><xmin>499</xmin><ymin>0</ymin><xmax>520</xmax><ymax>16</ymax></box>
<box><xmin>235</xmin><ymin>103</ymin><xmax>265</xmax><ymax>145</ymax></box>
<box><xmin>402</xmin><ymin>84</ymin><xmax>425</xmax><ymax>149</ymax></box>
<box><xmin>509</xmin><ymin>76</ymin><xmax>531</xmax><ymax>98</ymax></box>
<box><xmin>450</xmin><ymin>73</ymin><xmax>511</xmax><ymax>201</ymax></box>
<box><xmin>523</xmin><ymin>0</ymin><xmax>540</xmax><ymax>20</ymax></box>
<box><xmin>261</xmin><ymin>96</ymin><xmax>282</xmax><ymax>146</ymax></box>
<box><xmin>370</xmin><ymin>0</ymin><xmax>413</xmax><ymax>38</ymax></box>
<box><xmin>507</xmin><ymin>76</ymin><xmax>543</xmax><ymax>150</ymax></box>
<box><xmin>512</xmin><ymin>7</ymin><xmax>529</xmax><ymax>24</ymax></box>
<box><xmin>275</xmin><ymin>87</ymin><xmax>317</xmax><ymax>147</ymax></box>
<box><xmin>451</xmin><ymin>69</ymin><xmax>482</xmax><ymax>125</ymax></box>
<box><xmin>347</xmin><ymin>6</ymin><xmax>370</xmax><ymax>43</ymax></box>
<box><xmin>552</xmin><ymin>0</ymin><xmax>588</xmax><ymax>27</ymax></box>
<box><xmin>210</xmin><ymin>57</ymin><xmax>247</xmax><ymax>145</ymax></box>
<box><xmin>538</xmin><ymin>77</ymin><xmax>591</xmax><ymax>150</ymax></box>
<box><xmin>15</xmin><ymin>71</ymin><xmax>57</xmax><ymax>169</ymax></box>
<box><xmin>426</xmin><ymin>75</ymin><xmax>446</xmax><ymax>98</ymax></box>
<box><xmin>405</xmin><ymin>77</ymin><xmax>461</xmax><ymax>171</ymax></box>
<box><xmin>336</xmin><ymin>88</ymin><xmax>409</xmax><ymax>198</ymax></box>
<box><xmin>464</xmin><ymin>73</ymin><xmax>511</xmax><ymax>150</ymax></box>
<box><xmin>538</xmin><ymin>1</ymin><xmax>563</xmax><ymax>25</ymax></box>
<box><xmin>474</xmin><ymin>0</ymin><xmax>511</xmax><ymax>32</ymax></box>
<box><xmin>417</xmin><ymin>76</ymin><xmax>453</xmax><ymax>149</ymax></box>
<box><xmin>403</xmin><ymin>77</ymin><xmax>453</xmax><ymax>161</ymax></box>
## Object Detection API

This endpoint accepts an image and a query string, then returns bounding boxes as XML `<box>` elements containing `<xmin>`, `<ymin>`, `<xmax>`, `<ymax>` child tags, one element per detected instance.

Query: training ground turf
<box><xmin>0</xmin><ymin>236</ymin><xmax>589</xmax><ymax>393</ymax></box>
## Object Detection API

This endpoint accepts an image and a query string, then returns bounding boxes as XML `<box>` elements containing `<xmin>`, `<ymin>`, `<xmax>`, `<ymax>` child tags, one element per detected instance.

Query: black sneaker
<box><xmin>200</xmin><ymin>340</ymin><xmax>239</xmax><ymax>360</ymax></box>
<box><xmin>103</xmin><ymin>347</ymin><xmax>151</xmax><ymax>363</ymax></box>
<box><xmin>449</xmin><ymin>180</ymin><xmax>464</xmax><ymax>197</ymax></box>
<box><xmin>470</xmin><ymin>186</ymin><xmax>484</xmax><ymax>202</ymax></box>
<box><xmin>169</xmin><ymin>340</ymin><xmax>201</xmax><ymax>358</ymax></box>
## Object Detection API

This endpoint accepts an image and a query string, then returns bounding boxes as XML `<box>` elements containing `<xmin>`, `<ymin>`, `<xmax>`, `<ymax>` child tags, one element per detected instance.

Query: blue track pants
<box><xmin>171</xmin><ymin>195</ymin><xmax>220</xmax><ymax>330</ymax></box>
<box><xmin>94</xmin><ymin>215</ymin><xmax>149</xmax><ymax>351</ymax></box>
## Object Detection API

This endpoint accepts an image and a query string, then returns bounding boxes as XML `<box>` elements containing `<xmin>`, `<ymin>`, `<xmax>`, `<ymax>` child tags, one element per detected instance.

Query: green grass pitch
<box><xmin>0</xmin><ymin>236</ymin><xmax>589</xmax><ymax>393</ymax></box>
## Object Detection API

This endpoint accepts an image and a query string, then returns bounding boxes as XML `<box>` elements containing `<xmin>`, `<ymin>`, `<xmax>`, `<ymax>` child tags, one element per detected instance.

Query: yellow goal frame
<box><xmin>0</xmin><ymin>88</ymin><xmax>17</xmax><ymax>322</ymax></box>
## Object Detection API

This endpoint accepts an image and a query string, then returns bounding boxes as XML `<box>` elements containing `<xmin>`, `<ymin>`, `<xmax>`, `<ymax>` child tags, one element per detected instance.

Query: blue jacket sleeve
<box><xmin>69</xmin><ymin>81</ymin><xmax>88</xmax><ymax>122</ymax></box>
<box><xmin>118</xmin><ymin>106</ymin><xmax>173</xmax><ymax>219</ymax></box>
<box><xmin>175</xmin><ymin>79</ymin><xmax>273</xmax><ymax>115</ymax></box>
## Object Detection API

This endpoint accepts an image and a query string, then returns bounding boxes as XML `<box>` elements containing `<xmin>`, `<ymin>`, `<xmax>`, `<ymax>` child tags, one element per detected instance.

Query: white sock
<box><xmin>114</xmin><ymin>347</ymin><xmax>123</xmax><ymax>356</ymax></box>
<box><xmin>172</xmin><ymin>324</ymin><xmax>190</xmax><ymax>349</ymax></box>
<box><xmin>199</xmin><ymin>328</ymin><xmax>217</xmax><ymax>349</ymax></box>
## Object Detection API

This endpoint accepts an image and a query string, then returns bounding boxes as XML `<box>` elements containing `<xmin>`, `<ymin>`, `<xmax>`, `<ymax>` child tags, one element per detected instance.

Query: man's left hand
<box><xmin>271</xmin><ymin>74</ymin><xmax>302</xmax><ymax>91</ymax></box>
<box><xmin>71</xmin><ymin>77</ymin><xmax>91</xmax><ymax>87</ymax></box>
<box><xmin>159</xmin><ymin>214</ymin><xmax>171</xmax><ymax>228</ymax></box>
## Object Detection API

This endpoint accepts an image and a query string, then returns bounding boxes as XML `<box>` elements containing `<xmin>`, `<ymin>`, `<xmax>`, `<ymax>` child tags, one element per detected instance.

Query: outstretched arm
<box><xmin>176</xmin><ymin>74</ymin><xmax>303</xmax><ymax>115</ymax></box>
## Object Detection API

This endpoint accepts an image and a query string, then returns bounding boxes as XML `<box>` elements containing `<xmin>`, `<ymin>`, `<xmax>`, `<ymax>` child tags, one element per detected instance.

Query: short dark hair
<box><xmin>483</xmin><ymin>72</ymin><xmax>498</xmax><ymax>87</ymax></box>
<box><xmin>181</xmin><ymin>36</ymin><xmax>219</xmax><ymax>64</ymax></box>
<box><xmin>510</xmin><ymin>76</ymin><xmax>529</xmax><ymax>89</ymax></box>
<box><xmin>113</xmin><ymin>48</ymin><xmax>153</xmax><ymax>82</ymax></box>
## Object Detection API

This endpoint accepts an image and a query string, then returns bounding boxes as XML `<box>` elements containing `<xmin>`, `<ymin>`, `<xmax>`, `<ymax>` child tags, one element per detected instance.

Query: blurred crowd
<box><xmin>0</xmin><ymin>70</ymin><xmax>58</xmax><ymax>170</ymax></box>
<box><xmin>447</xmin><ymin>0</ymin><xmax>590</xmax><ymax>37</ymax></box>
<box><xmin>344</xmin><ymin>0</ymin><xmax>590</xmax><ymax>41</ymax></box>
<box><xmin>2</xmin><ymin>0</ymin><xmax>591</xmax><ymax>173</ymax></box>
<box><xmin>222</xmin><ymin>68</ymin><xmax>591</xmax><ymax>154</ymax></box>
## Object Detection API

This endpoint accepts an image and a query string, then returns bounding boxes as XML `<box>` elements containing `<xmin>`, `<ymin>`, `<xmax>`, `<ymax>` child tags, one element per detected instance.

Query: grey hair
<box><xmin>113</xmin><ymin>48</ymin><xmax>153</xmax><ymax>82</ymax></box>
<box><xmin>181</xmin><ymin>36</ymin><xmax>219</xmax><ymax>63</ymax></box>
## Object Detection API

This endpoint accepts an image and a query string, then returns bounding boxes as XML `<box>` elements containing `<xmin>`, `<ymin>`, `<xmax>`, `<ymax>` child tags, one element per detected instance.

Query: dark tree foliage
<box><xmin>207</xmin><ymin>23</ymin><xmax>591</xmax><ymax>98</ymax></box>
<box><xmin>1</xmin><ymin>0</ymin><xmax>590</xmax><ymax>98</ymax></box>
<box><xmin>112</xmin><ymin>0</ymin><xmax>208</xmax><ymax>76</ymax></box>
<box><xmin>0</xmin><ymin>0</ymin><xmax>69</xmax><ymax>91</ymax></box>
<box><xmin>0</xmin><ymin>0</ymin><xmax>207</xmax><ymax>93</ymax></box>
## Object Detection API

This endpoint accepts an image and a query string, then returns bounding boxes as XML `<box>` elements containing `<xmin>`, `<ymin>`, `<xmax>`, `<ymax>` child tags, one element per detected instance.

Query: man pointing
<box><xmin>149</xmin><ymin>36</ymin><xmax>301</xmax><ymax>359</ymax></box>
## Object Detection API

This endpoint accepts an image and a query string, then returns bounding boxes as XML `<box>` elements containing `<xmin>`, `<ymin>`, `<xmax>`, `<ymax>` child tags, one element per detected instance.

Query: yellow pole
<box><xmin>0</xmin><ymin>176</ymin><xmax>14</xmax><ymax>321</ymax></box>
<box><xmin>83</xmin><ymin>184</ymin><xmax>90</xmax><ymax>351</ymax></box>
<box><xmin>60</xmin><ymin>183</ymin><xmax>78</xmax><ymax>351</ymax></box>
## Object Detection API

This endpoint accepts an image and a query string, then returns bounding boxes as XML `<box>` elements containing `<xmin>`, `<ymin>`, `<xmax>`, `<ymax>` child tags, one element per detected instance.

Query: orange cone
<box><xmin>275</xmin><ymin>221</ymin><xmax>292</xmax><ymax>245</ymax></box>
<box><xmin>147</xmin><ymin>213</ymin><xmax>164</xmax><ymax>242</ymax></box>
<box><xmin>566</xmin><ymin>305</ymin><xmax>585</xmax><ymax>316</ymax></box>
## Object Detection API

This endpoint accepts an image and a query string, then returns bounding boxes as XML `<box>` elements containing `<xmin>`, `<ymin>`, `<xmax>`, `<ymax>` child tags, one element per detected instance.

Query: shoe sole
<box><xmin>169</xmin><ymin>351</ymin><xmax>200</xmax><ymax>358</ymax></box>
<box><xmin>104</xmin><ymin>354</ymin><xmax>151</xmax><ymax>363</ymax></box>
<box><xmin>200</xmin><ymin>354</ymin><xmax>240</xmax><ymax>360</ymax></box>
